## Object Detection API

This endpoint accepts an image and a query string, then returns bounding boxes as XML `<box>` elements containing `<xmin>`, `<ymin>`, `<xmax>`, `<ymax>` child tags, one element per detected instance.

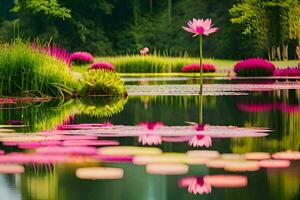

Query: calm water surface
<box><xmin>0</xmin><ymin>77</ymin><xmax>300</xmax><ymax>200</ymax></box>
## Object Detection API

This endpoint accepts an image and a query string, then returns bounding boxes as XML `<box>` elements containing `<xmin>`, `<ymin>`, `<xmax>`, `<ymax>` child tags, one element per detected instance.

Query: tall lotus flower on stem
<box><xmin>183</xmin><ymin>18</ymin><xmax>219</xmax><ymax>125</ymax></box>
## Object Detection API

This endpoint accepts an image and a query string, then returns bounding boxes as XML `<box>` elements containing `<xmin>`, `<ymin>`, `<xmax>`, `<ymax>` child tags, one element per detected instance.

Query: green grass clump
<box><xmin>0</xmin><ymin>42</ymin><xmax>79</xmax><ymax>98</ymax></box>
<box><xmin>91</xmin><ymin>55</ymin><xmax>299</xmax><ymax>74</ymax></box>
<box><xmin>79</xmin><ymin>69</ymin><xmax>126</xmax><ymax>96</ymax></box>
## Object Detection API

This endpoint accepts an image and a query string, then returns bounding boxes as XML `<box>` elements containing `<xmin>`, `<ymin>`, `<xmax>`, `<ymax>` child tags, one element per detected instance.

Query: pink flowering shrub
<box><xmin>274</xmin><ymin>67</ymin><xmax>300</xmax><ymax>77</ymax></box>
<box><xmin>234</xmin><ymin>58</ymin><xmax>275</xmax><ymax>77</ymax></box>
<box><xmin>90</xmin><ymin>62</ymin><xmax>115</xmax><ymax>71</ymax></box>
<box><xmin>181</xmin><ymin>63</ymin><xmax>216</xmax><ymax>73</ymax></box>
<box><xmin>70</xmin><ymin>52</ymin><xmax>94</xmax><ymax>65</ymax></box>
<box><xmin>31</xmin><ymin>43</ymin><xmax>71</xmax><ymax>66</ymax></box>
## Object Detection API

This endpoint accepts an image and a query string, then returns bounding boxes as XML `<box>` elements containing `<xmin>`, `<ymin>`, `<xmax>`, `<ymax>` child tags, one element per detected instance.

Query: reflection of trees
<box><xmin>232</xmin><ymin>90</ymin><xmax>300</xmax><ymax>152</ymax></box>
<box><xmin>0</xmin><ymin>97</ymin><xmax>128</xmax><ymax>132</ymax></box>
<box><xmin>20</xmin><ymin>166</ymin><xmax>58</xmax><ymax>200</ymax></box>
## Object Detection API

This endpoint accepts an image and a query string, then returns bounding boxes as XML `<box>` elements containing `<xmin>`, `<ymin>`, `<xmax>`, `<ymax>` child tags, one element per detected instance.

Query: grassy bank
<box><xmin>0</xmin><ymin>42</ymin><xmax>126</xmax><ymax>98</ymax></box>
<box><xmin>72</xmin><ymin>55</ymin><xmax>299</xmax><ymax>74</ymax></box>
<box><xmin>0</xmin><ymin>42</ymin><xmax>78</xmax><ymax>98</ymax></box>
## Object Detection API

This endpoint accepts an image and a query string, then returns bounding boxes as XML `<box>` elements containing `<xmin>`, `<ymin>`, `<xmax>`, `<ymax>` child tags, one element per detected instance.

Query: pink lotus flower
<box><xmin>138</xmin><ymin>134</ymin><xmax>162</xmax><ymax>146</ymax></box>
<box><xmin>90</xmin><ymin>62</ymin><xmax>116</xmax><ymax>71</ymax></box>
<box><xmin>182</xmin><ymin>18</ymin><xmax>219</xmax><ymax>37</ymax></box>
<box><xmin>140</xmin><ymin>47</ymin><xmax>149</xmax><ymax>55</ymax></box>
<box><xmin>179</xmin><ymin>177</ymin><xmax>212</xmax><ymax>195</ymax></box>
<box><xmin>181</xmin><ymin>63</ymin><xmax>216</xmax><ymax>73</ymax></box>
<box><xmin>189</xmin><ymin>135</ymin><xmax>212</xmax><ymax>147</ymax></box>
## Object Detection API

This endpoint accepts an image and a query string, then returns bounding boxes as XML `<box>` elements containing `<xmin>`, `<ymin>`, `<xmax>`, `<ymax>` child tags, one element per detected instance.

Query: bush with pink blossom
<box><xmin>70</xmin><ymin>52</ymin><xmax>94</xmax><ymax>65</ymax></box>
<box><xmin>90</xmin><ymin>62</ymin><xmax>115</xmax><ymax>71</ymax></box>
<box><xmin>234</xmin><ymin>58</ymin><xmax>275</xmax><ymax>77</ymax></box>
<box><xmin>274</xmin><ymin>67</ymin><xmax>300</xmax><ymax>77</ymax></box>
<box><xmin>181</xmin><ymin>63</ymin><xmax>216</xmax><ymax>73</ymax></box>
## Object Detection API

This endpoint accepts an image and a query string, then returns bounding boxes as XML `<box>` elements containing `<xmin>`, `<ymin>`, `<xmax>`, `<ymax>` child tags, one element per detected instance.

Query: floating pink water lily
<box><xmin>189</xmin><ymin>135</ymin><xmax>212</xmax><ymax>147</ymax></box>
<box><xmin>179</xmin><ymin>176</ymin><xmax>212</xmax><ymax>195</ymax></box>
<box><xmin>63</xmin><ymin>140</ymin><xmax>119</xmax><ymax>147</ymax></box>
<box><xmin>138</xmin><ymin>134</ymin><xmax>162</xmax><ymax>146</ymax></box>
<box><xmin>183</xmin><ymin>18</ymin><xmax>219</xmax><ymax>37</ymax></box>
<box><xmin>36</xmin><ymin>146</ymin><xmax>98</xmax><ymax>155</ymax></box>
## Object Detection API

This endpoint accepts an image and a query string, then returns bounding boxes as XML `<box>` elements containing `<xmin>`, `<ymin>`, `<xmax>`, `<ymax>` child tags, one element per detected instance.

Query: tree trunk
<box><xmin>282</xmin><ymin>44</ymin><xmax>288</xmax><ymax>60</ymax></box>
<box><xmin>296</xmin><ymin>46</ymin><xmax>300</xmax><ymax>60</ymax></box>
<box><xmin>271</xmin><ymin>46</ymin><xmax>276</xmax><ymax>60</ymax></box>
<box><xmin>276</xmin><ymin>46</ymin><xmax>281</xmax><ymax>61</ymax></box>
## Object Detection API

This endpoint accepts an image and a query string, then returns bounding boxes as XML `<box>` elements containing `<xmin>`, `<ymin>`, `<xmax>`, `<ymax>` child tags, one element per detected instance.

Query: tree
<box><xmin>230</xmin><ymin>0</ymin><xmax>300</xmax><ymax>60</ymax></box>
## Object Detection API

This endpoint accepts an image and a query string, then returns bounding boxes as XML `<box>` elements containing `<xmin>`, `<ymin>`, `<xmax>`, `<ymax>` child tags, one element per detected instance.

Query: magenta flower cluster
<box><xmin>234</xmin><ymin>58</ymin><xmax>275</xmax><ymax>77</ymax></box>
<box><xmin>181</xmin><ymin>63</ymin><xmax>216</xmax><ymax>73</ymax></box>
<box><xmin>90</xmin><ymin>62</ymin><xmax>116</xmax><ymax>71</ymax></box>
<box><xmin>44</xmin><ymin>45</ymin><xmax>71</xmax><ymax>66</ymax></box>
<box><xmin>31</xmin><ymin>43</ymin><xmax>71</xmax><ymax>66</ymax></box>
<box><xmin>69</xmin><ymin>52</ymin><xmax>94</xmax><ymax>65</ymax></box>
<box><xmin>274</xmin><ymin>67</ymin><xmax>300</xmax><ymax>77</ymax></box>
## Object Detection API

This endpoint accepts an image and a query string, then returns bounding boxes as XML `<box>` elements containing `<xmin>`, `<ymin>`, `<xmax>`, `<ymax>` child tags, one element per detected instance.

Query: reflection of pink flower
<box><xmin>182</xmin><ymin>18</ymin><xmax>219</xmax><ymax>37</ymax></box>
<box><xmin>237</xmin><ymin>102</ymin><xmax>274</xmax><ymax>113</ymax></box>
<box><xmin>278</xmin><ymin>103</ymin><xmax>300</xmax><ymax>113</ymax></box>
<box><xmin>189</xmin><ymin>135</ymin><xmax>212</xmax><ymax>147</ymax></box>
<box><xmin>140</xmin><ymin>47</ymin><xmax>149</xmax><ymax>55</ymax></box>
<box><xmin>179</xmin><ymin>177</ymin><xmax>212</xmax><ymax>195</ymax></box>
<box><xmin>139</xmin><ymin>121</ymin><xmax>164</xmax><ymax>130</ymax></box>
<box><xmin>138</xmin><ymin>134</ymin><xmax>162</xmax><ymax>145</ymax></box>
<box><xmin>0</xmin><ymin>98</ymin><xmax>16</xmax><ymax>104</ymax></box>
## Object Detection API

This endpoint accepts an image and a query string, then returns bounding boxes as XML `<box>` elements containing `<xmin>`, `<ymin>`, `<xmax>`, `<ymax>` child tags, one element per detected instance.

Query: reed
<box><xmin>0</xmin><ymin>42</ymin><xmax>78</xmax><ymax>98</ymax></box>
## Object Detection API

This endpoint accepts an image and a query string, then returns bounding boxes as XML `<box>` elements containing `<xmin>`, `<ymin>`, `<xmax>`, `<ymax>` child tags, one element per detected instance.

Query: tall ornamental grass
<box><xmin>97</xmin><ymin>55</ymin><xmax>200</xmax><ymax>73</ymax></box>
<box><xmin>0</xmin><ymin>42</ymin><xmax>79</xmax><ymax>97</ymax></box>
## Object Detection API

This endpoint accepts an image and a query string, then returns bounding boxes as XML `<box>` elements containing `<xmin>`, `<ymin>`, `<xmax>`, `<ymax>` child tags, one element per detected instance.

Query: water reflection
<box><xmin>0</xmin><ymin>85</ymin><xmax>299</xmax><ymax>199</ymax></box>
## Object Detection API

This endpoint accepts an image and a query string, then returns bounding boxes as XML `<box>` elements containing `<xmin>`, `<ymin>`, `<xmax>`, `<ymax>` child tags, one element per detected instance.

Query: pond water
<box><xmin>0</xmin><ymin>77</ymin><xmax>300</xmax><ymax>200</ymax></box>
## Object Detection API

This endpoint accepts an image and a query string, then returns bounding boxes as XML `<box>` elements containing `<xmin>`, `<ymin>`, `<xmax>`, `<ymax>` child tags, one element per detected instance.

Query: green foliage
<box><xmin>13</xmin><ymin>0</ymin><xmax>71</xmax><ymax>19</ymax></box>
<box><xmin>230</xmin><ymin>0</ymin><xmax>300</xmax><ymax>56</ymax></box>
<box><xmin>0</xmin><ymin>42</ymin><xmax>78</xmax><ymax>98</ymax></box>
<box><xmin>79</xmin><ymin>69</ymin><xmax>126</xmax><ymax>96</ymax></box>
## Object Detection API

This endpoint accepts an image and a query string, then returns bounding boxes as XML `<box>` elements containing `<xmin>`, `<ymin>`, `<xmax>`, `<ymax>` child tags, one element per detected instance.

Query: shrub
<box><xmin>181</xmin><ymin>63</ymin><xmax>216</xmax><ymax>73</ymax></box>
<box><xmin>70</xmin><ymin>52</ymin><xmax>94</xmax><ymax>65</ymax></box>
<box><xmin>234</xmin><ymin>58</ymin><xmax>275</xmax><ymax>77</ymax></box>
<box><xmin>79</xmin><ymin>69</ymin><xmax>126</xmax><ymax>96</ymax></box>
<box><xmin>90</xmin><ymin>62</ymin><xmax>115</xmax><ymax>71</ymax></box>
<box><xmin>274</xmin><ymin>67</ymin><xmax>300</xmax><ymax>77</ymax></box>
<box><xmin>0</xmin><ymin>42</ymin><xmax>78</xmax><ymax>98</ymax></box>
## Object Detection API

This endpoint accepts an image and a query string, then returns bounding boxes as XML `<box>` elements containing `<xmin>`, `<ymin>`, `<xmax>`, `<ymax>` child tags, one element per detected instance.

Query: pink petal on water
<box><xmin>63</xmin><ymin>140</ymin><xmax>119</xmax><ymax>146</ymax></box>
<box><xmin>245</xmin><ymin>152</ymin><xmax>271</xmax><ymax>160</ymax></box>
<box><xmin>0</xmin><ymin>164</ymin><xmax>24</xmax><ymax>174</ymax></box>
<box><xmin>259</xmin><ymin>159</ymin><xmax>291</xmax><ymax>168</ymax></box>
<box><xmin>272</xmin><ymin>151</ymin><xmax>300</xmax><ymax>160</ymax></box>
<box><xmin>205</xmin><ymin>175</ymin><xmax>247</xmax><ymax>188</ymax></box>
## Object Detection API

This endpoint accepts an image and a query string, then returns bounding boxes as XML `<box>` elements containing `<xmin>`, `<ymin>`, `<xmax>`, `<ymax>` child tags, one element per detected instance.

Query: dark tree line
<box><xmin>0</xmin><ymin>0</ymin><xmax>299</xmax><ymax>60</ymax></box>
